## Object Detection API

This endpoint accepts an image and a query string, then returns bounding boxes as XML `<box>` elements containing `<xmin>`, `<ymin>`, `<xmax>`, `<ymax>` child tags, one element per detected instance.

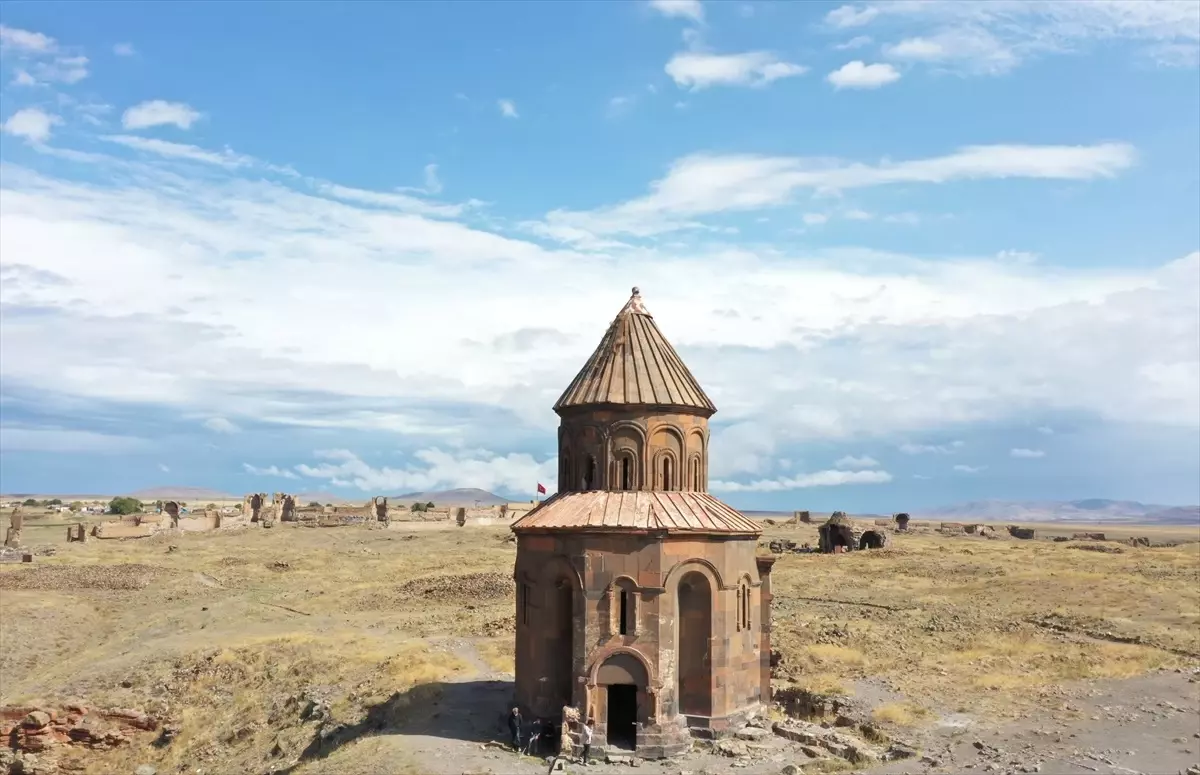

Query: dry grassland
<box><xmin>764</xmin><ymin>522</ymin><xmax>1200</xmax><ymax>721</ymax></box>
<box><xmin>1</xmin><ymin>519</ymin><xmax>1197</xmax><ymax>773</ymax></box>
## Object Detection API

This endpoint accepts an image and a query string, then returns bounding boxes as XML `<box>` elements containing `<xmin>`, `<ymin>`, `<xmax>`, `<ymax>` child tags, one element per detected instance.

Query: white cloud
<box><xmin>649</xmin><ymin>0</ymin><xmax>704</xmax><ymax>23</ymax></box>
<box><xmin>498</xmin><ymin>99</ymin><xmax>519</xmax><ymax>118</ymax></box>
<box><xmin>953</xmin><ymin>464</ymin><xmax>987</xmax><ymax>473</ymax></box>
<box><xmin>11</xmin><ymin>69</ymin><xmax>36</xmax><ymax>86</ymax></box>
<box><xmin>835</xmin><ymin>455</ymin><xmax>879</xmax><ymax>469</ymax></box>
<box><xmin>912</xmin><ymin>474</ymin><xmax>932</xmax><ymax>480</ymax></box>
<box><xmin>1036</xmin><ymin>426</ymin><xmax>1055</xmax><ymax>435</ymax></box>
<box><xmin>243</xmin><ymin>463</ymin><xmax>299</xmax><ymax>479</ymax></box>
<box><xmin>0</xmin><ymin>426</ymin><xmax>150</xmax><ymax>453</ymax></box>
<box><xmin>1010</xmin><ymin>447</ymin><xmax>1046</xmax><ymax>458</ymax></box>
<box><xmin>826</xmin><ymin>4</ymin><xmax>880</xmax><ymax>28</ymax></box>
<box><xmin>835</xmin><ymin>35</ymin><xmax>873</xmax><ymax>50</ymax></box>
<box><xmin>100</xmin><ymin>135</ymin><xmax>256</xmax><ymax>168</ymax></box>
<box><xmin>293</xmin><ymin>448</ymin><xmax>554</xmax><ymax>494</ymax></box>
<box><xmin>0</xmin><ymin>25</ymin><xmax>56</xmax><ymax>53</ymax></box>
<box><xmin>900</xmin><ymin>441</ymin><xmax>964</xmax><ymax>455</ymax></box>
<box><xmin>158</xmin><ymin>463</ymin><xmax>170</xmax><ymax>472</ymax></box>
<box><xmin>832</xmin><ymin>0</ymin><xmax>1200</xmax><ymax>74</ymax></box>
<box><xmin>122</xmin><ymin>100</ymin><xmax>202</xmax><ymax>130</ymax></box>
<box><xmin>0</xmin><ymin>143</ymin><xmax>1195</xmax><ymax>489</ymax></box>
<box><xmin>666</xmin><ymin>51</ymin><xmax>808</xmax><ymax>90</ymax></box>
<box><xmin>540</xmin><ymin>143</ymin><xmax>1136</xmax><ymax>240</ymax></box>
<box><xmin>802</xmin><ymin>212</ymin><xmax>828</xmax><ymax>226</ymax></box>
<box><xmin>314</xmin><ymin>181</ymin><xmax>464</xmax><ymax>217</ymax></box>
<box><xmin>113</xmin><ymin>42</ymin><xmax>136</xmax><ymax>56</ymax></box>
<box><xmin>607</xmin><ymin>95</ymin><xmax>635</xmax><ymax>118</ymax></box>
<box><xmin>32</xmin><ymin>55</ymin><xmax>89</xmax><ymax>84</ymax></box>
<box><xmin>3</xmin><ymin>108</ymin><xmax>61</xmax><ymax>143</ymax></box>
<box><xmin>423</xmin><ymin>163</ymin><xmax>443</xmax><ymax>195</ymax></box>
<box><xmin>712</xmin><ymin>468</ymin><xmax>893</xmax><ymax>492</ymax></box>
<box><xmin>827</xmin><ymin>60</ymin><xmax>901</xmax><ymax>89</ymax></box>
<box><xmin>204</xmin><ymin>417</ymin><xmax>241</xmax><ymax>434</ymax></box>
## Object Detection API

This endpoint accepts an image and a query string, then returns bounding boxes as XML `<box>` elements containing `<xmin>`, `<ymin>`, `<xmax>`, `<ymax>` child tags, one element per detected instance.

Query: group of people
<box><xmin>508</xmin><ymin>707</ymin><xmax>594</xmax><ymax>764</ymax></box>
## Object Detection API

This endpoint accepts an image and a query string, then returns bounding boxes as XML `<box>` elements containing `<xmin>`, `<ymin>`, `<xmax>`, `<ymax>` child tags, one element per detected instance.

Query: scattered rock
<box><xmin>735</xmin><ymin>726</ymin><xmax>771</xmax><ymax>741</ymax></box>
<box><xmin>715</xmin><ymin>739</ymin><xmax>750</xmax><ymax>757</ymax></box>
<box><xmin>135</xmin><ymin>766</ymin><xmax>157</xmax><ymax>775</ymax></box>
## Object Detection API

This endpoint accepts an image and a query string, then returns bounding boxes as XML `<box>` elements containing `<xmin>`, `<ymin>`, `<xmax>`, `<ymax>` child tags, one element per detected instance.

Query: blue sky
<box><xmin>0</xmin><ymin>0</ymin><xmax>1197</xmax><ymax>510</ymax></box>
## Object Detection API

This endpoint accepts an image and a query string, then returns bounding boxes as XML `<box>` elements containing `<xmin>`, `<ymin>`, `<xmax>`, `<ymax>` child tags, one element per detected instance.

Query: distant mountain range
<box><xmin>918</xmin><ymin>499</ymin><xmax>1200</xmax><ymax>525</ymax></box>
<box><xmin>392</xmin><ymin>488</ymin><xmax>510</xmax><ymax>507</ymax></box>
<box><xmin>126</xmin><ymin>486</ymin><xmax>237</xmax><ymax>501</ymax></box>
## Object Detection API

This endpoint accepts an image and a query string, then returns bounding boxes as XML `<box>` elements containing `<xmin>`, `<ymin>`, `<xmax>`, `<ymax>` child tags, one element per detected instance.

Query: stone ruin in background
<box><xmin>244</xmin><ymin>492</ymin><xmax>269</xmax><ymax>522</ymax></box>
<box><xmin>4</xmin><ymin>509</ymin><xmax>21</xmax><ymax>548</ymax></box>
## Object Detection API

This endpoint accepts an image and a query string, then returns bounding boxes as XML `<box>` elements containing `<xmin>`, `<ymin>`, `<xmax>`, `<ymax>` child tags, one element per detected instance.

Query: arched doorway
<box><xmin>548</xmin><ymin>577</ymin><xmax>575</xmax><ymax>711</ymax></box>
<box><xmin>677</xmin><ymin>571</ymin><xmax>712</xmax><ymax>716</ymax></box>
<box><xmin>597</xmin><ymin>653</ymin><xmax>648</xmax><ymax>751</ymax></box>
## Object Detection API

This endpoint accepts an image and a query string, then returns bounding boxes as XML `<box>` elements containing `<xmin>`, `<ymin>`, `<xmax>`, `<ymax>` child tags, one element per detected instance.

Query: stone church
<box><xmin>510</xmin><ymin>288</ymin><xmax>775</xmax><ymax>759</ymax></box>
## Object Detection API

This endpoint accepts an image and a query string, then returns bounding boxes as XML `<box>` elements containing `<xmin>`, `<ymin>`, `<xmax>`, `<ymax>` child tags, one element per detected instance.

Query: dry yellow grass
<box><xmin>765</xmin><ymin>522</ymin><xmax>1200</xmax><ymax>719</ymax></box>
<box><xmin>870</xmin><ymin>702</ymin><xmax>931</xmax><ymax>726</ymax></box>
<box><xmin>3</xmin><ymin>518</ymin><xmax>1197</xmax><ymax>772</ymax></box>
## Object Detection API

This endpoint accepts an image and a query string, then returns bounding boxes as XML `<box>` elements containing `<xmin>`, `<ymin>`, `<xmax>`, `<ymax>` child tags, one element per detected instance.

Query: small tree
<box><xmin>108</xmin><ymin>497</ymin><xmax>143</xmax><ymax>515</ymax></box>
<box><xmin>69</xmin><ymin>501</ymin><xmax>83</xmax><ymax>512</ymax></box>
<box><xmin>21</xmin><ymin>498</ymin><xmax>38</xmax><ymax>507</ymax></box>
<box><xmin>410</xmin><ymin>502</ymin><xmax>425</xmax><ymax>513</ymax></box>
<box><xmin>308</xmin><ymin>501</ymin><xmax>321</xmax><ymax>508</ymax></box>
<box><xmin>47</xmin><ymin>498</ymin><xmax>63</xmax><ymax>506</ymax></box>
<box><xmin>425</xmin><ymin>501</ymin><xmax>435</xmax><ymax>509</ymax></box>
<box><xmin>206</xmin><ymin>503</ymin><xmax>217</xmax><ymax>510</ymax></box>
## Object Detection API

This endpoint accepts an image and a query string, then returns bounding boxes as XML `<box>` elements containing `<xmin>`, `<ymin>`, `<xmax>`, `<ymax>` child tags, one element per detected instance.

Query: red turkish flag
<box><xmin>536</xmin><ymin>482</ymin><xmax>547</xmax><ymax>494</ymax></box>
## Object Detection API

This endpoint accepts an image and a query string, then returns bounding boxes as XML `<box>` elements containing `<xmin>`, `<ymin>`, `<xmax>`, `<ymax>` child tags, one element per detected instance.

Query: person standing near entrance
<box><xmin>579</xmin><ymin>716</ymin><xmax>593</xmax><ymax>765</ymax></box>
<box><xmin>508</xmin><ymin>706</ymin><xmax>523</xmax><ymax>752</ymax></box>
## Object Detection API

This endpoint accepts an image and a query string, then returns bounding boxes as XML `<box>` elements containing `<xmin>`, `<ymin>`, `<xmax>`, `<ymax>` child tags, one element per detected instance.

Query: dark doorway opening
<box><xmin>621</xmin><ymin>455</ymin><xmax>633</xmax><ymax>490</ymax></box>
<box><xmin>607</xmin><ymin>684</ymin><xmax>637</xmax><ymax>750</ymax></box>
<box><xmin>584</xmin><ymin>456</ymin><xmax>597</xmax><ymax>491</ymax></box>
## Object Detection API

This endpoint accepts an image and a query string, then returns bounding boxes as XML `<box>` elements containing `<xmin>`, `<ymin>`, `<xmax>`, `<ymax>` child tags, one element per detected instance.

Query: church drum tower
<box><xmin>511</xmin><ymin>288</ymin><xmax>775</xmax><ymax>759</ymax></box>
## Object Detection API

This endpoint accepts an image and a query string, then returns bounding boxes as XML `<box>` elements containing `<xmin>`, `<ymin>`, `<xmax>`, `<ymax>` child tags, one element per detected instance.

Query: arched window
<box><xmin>613</xmin><ymin>578</ymin><xmax>638</xmax><ymax>635</ymax></box>
<box><xmin>620</xmin><ymin>454</ymin><xmax>634</xmax><ymax>491</ymax></box>
<box><xmin>742</xmin><ymin>584</ymin><xmax>751</xmax><ymax>630</ymax></box>
<box><xmin>584</xmin><ymin>455</ymin><xmax>597</xmax><ymax>491</ymax></box>
<box><xmin>689</xmin><ymin>456</ymin><xmax>702</xmax><ymax>491</ymax></box>
<box><xmin>661</xmin><ymin>456</ymin><xmax>673</xmax><ymax>490</ymax></box>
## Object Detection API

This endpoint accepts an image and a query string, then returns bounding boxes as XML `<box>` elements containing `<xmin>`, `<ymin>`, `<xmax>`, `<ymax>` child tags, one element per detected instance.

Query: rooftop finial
<box><xmin>632</xmin><ymin>286</ymin><xmax>640</xmax><ymax>296</ymax></box>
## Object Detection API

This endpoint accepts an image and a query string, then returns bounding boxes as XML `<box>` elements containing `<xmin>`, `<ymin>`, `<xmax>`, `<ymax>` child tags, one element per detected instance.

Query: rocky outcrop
<box><xmin>0</xmin><ymin>704</ymin><xmax>160</xmax><ymax>772</ymax></box>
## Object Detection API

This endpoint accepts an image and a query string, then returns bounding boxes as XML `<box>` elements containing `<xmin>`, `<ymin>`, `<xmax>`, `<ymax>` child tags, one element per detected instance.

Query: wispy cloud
<box><xmin>835</xmin><ymin>455</ymin><xmax>880</xmax><ymax>469</ymax></box>
<box><xmin>498</xmin><ymin>99</ymin><xmax>519</xmax><ymax>119</ymax></box>
<box><xmin>243</xmin><ymin>463</ymin><xmax>299</xmax><ymax>479</ymax></box>
<box><xmin>113</xmin><ymin>42</ymin><xmax>136</xmax><ymax>56</ymax></box>
<box><xmin>0</xmin><ymin>426</ymin><xmax>151</xmax><ymax>453</ymax></box>
<box><xmin>204</xmin><ymin>417</ymin><xmax>241</xmax><ymax>434</ymax></box>
<box><xmin>540</xmin><ymin>143</ymin><xmax>1136</xmax><ymax>240</ymax></box>
<box><xmin>649</xmin><ymin>0</ymin><xmax>704</xmax><ymax>23</ymax></box>
<box><xmin>901</xmin><ymin>441</ymin><xmax>964</xmax><ymax>455</ymax></box>
<box><xmin>99</xmin><ymin>135</ymin><xmax>256</xmax><ymax>168</ymax></box>
<box><xmin>293</xmin><ymin>448</ymin><xmax>553</xmax><ymax>493</ymax></box>
<box><xmin>712</xmin><ymin>468</ymin><xmax>893</xmax><ymax>492</ymax></box>
<box><xmin>835</xmin><ymin>35</ymin><xmax>873</xmax><ymax>50</ymax></box>
<box><xmin>122</xmin><ymin>100</ymin><xmax>202</xmax><ymax>130</ymax></box>
<box><xmin>953</xmin><ymin>464</ymin><xmax>987</xmax><ymax>473</ymax></box>
<box><xmin>423</xmin><ymin>163</ymin><xmax>443</xmax><ymax>195</ymax></box>
<box><xmin>666</xmin><ymin>51</ymin><xmax>808</xmax><ymax>90</ymax></box>
<box><xmin>827</xmin><ymin>1</ymin><xmax>1200</xmax><ymax>74</ymax></box>
<box><xmin>0</xmin><ymin>25</ymin><xmax>56</xmax><ymax>53</ymax></box>
<box><xmin>1010</xmin><ymin>447</ymin><xmax>1046</xmax><ymax>458</ymax></box>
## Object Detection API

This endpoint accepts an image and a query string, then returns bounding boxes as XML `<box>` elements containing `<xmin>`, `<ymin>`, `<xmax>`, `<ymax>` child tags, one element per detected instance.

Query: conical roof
<box><xmin>554</xmin><ymin>287</ymin><xmax>716</xmax><ymax>414</ymax></box>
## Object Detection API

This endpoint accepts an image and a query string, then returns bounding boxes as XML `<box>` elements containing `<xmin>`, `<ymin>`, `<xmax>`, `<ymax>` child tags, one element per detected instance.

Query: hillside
<box><xmin>125</xmin><ymin>486</ymin><xmax>237</xmax><ymax>501</ymax></box>
<box><xmin>392</xmin><ymin>488</ymin><xmax>508</xmax><ymax>507</ymax></box>
<box><xmin>920</xmin><ymin>499</ymin><xmax>1200</xmax><ymax>524</ymax></box>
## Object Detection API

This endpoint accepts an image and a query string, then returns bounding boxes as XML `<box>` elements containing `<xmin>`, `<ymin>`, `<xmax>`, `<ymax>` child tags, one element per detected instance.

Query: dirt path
<box><xmin>869</xmin><ymin>670</ymin><xmax>1200</xmax><ymax>775</ymax></box>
